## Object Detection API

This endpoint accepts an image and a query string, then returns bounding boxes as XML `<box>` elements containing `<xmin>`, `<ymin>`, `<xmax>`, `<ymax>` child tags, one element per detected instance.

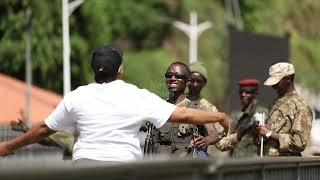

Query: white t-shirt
<box><xmin>45</xmin><ymin>80</ymin><xmax>176</xmax><ymax>162</ymax></box>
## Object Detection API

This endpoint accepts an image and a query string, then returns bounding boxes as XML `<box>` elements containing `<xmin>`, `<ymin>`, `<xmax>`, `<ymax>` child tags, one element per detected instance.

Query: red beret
<box><xmin>238</xmin><ymin>79</ymin><xmax>260</xmax><ymax>87</ymax></box>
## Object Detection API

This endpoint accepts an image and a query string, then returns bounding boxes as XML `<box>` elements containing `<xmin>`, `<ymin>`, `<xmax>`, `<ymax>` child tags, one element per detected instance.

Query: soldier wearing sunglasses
<box><xmin>150</xmin><ymin>62</ymin><xmax>192</xmax><ymax>157</ymax></box>
<box><xmin>216</xmin><ymin>79</ymin><xmax>268</xmax><ymax>158</ymax></box>
<box><xmin>150</xmin><ymin>62</ymin><xmax>223</xmax><ymax>158</ymax></box>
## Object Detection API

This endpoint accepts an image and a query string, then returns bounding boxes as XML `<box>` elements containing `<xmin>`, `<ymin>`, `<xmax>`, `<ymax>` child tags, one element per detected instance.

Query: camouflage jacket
<box><xmin>216</xmin><ymin>99</ymin><xmax>268</xmax><ymax>158</ymax></box>
<box><xmin>187</xmin><ymin>98</ymin><xmax>218</xmax><ymax>112</ymax></box>
<box><xmin>46</xmin><ymin>132</ymin><xmax>76</xmax><ymax>158</ymax></box>
<box><xmin>11</xmin><ymin>121</ymin><xmax>75</xmax><ymax>159</ymax></box>
<box><xmin>264</xmin><ymin>90</ymin><xmax>312</xmax><ymax>156</ymax></box>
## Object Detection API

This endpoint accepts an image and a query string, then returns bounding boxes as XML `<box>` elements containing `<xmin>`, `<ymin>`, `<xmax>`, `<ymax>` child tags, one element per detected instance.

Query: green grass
<box><xmin>123</xmin><ymin>49</ymin><xmax>173</xmax><ymax>99</ymax></box>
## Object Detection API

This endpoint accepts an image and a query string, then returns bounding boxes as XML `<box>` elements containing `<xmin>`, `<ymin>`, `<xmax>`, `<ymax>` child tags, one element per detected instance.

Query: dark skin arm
<box><xmin>256</xmin><ymin>125</ymin><xmax>280</xmax><ymax>140</ymax></box>
<box><xmin>194</xmin><ymin>123</ymin><xmax>220</xmax><ymax>149</ymax></box>
<box><xmin>11</xmin><ymin>119</ymin><xmax>60</xmax><ymax>147</ymax></box>
<box><xmin>236</xmin><ymin>124</ymin><xmax>253</xmax><ymax>141</ymax></box>
<box><xmin>0</xmin><ymin>122</ymin><xmax>56</xmax><ymax>156</ymax></box>
<box><xmin>168</xmin><ymin>107</ymin><xmax>229</xmax><ymax>133</ymax></box>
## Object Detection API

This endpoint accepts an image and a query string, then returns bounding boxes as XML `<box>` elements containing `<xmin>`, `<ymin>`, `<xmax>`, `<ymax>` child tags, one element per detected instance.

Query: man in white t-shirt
<box><xmin>0</xmin><ymin>45</ymin><xmax>228</xmax><ymax>164</ymax></box>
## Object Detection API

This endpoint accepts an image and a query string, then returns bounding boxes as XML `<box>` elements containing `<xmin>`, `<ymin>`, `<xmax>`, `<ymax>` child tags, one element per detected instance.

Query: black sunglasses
<box><xmin>239</xmin><ymin>89</ymin><xmax>257</xmax><ymax>94</ymax></box>
<box><xmin>165</xmin><ymin>72</ymin><xmax>187</xmax><ymax>79</ymax></box>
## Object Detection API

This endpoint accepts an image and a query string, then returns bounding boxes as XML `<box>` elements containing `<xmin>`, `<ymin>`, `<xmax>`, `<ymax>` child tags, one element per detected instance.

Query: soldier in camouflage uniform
<box><xmin>257</xmin><ymin>62</ymin><xmax>312</xmax><ymax>156</ymax></box>
<box><xmin>216</xmin><ymin>79</ymin><xmax>268</xmax><ymax>158</ymax></box>
<box><xmin>151</xmin><ymin>62</ymin><xmax>219</xmax><ymax>158</ymax></box>
<box><xmin>187</xmin><ymin>62</ymin><xmax>224</xmax><ymax>158</ymax></box>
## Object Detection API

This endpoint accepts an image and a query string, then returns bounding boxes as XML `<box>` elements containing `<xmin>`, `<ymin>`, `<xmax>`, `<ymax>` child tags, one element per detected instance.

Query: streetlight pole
<box><xmin>62</xmin><ymin>0</ymin><xmax>83</xmax><ymax>95</ymax></box>
<box><xmin>173</xmin><ymin>11</ymin><xmax>213</xmax><ymax>64</ymax></box>
<box><xmin>224</xmin><ymin>0</ymin><xmax>243</xmax><ymax>29</ymax></box>
<box><xmin>25</xmin><ymin>7</ymin><xmax>32</xmax><ymax>125</ymax></box>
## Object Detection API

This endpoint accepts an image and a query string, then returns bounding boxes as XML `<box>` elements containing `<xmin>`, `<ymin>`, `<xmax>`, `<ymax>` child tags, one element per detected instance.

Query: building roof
<box><xmin>0</xmin><ymin>74</ymin><xmax>62</xmax><ymax>125</ymax></box>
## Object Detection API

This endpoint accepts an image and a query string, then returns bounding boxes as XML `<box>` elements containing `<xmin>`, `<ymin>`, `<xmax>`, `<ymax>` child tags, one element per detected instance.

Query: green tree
<box><xmin>172</xmin><ymin>0</ymin><xmax>228</xmax><ymax>105</ymax></box>
<box><xmin>0</xmin><ymin>0</ymin><xmax>63</xmax><ymax>92</ymax></box>
<box><xmin>0</xmin><ymin>0</ymin><xmax>176</xmax><ymax>94</ymax></box>
<box><xmin>240</xmin><ymin>0</ymin><xmax>320</xmax><ymax>90</ymax></box>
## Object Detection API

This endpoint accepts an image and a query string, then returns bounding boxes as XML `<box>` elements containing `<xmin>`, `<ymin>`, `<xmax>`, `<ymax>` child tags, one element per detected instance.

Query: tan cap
<box><xmin>264</xmin><ymin>62</ymin><xmax>295</xmax><ymax>86</ymax></box>
<box><xmin>189</xmin><ymin>62</ymin><xmax>208</xmax><ymax>81</ymax></box>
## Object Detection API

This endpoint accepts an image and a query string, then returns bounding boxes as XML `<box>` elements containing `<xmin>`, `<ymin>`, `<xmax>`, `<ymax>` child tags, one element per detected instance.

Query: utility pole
<box><xmin>224</xmin><ymin>0</ymin><xmax>243</xmax><ymax>30</ymax></box>
<box><xmin>173</xmin><ymin>11</ymin><xmax>212</xmax><ymax>64</ymax></box>
<box><xmin>62</xmin><ymin>0</ymin><xmax>84</xmax><ymax>95</ymax></box>
<box><xmin>25</xmin><ymin>7</ymin><xmax>32</xmax><ymax>125</ymax></box>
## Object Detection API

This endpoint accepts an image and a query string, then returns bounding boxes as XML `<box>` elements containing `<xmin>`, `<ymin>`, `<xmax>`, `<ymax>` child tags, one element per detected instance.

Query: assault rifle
<box><xmin>143</xmin><ymin>122</ymin><xmax>154</xmax><ymax>155</ymax></box>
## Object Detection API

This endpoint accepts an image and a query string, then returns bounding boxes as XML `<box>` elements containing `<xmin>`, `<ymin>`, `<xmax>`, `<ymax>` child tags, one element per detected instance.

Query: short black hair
<box><xmin>91</xmin><ymin>45</ymin><xmax>123</xmax><ymax>83</ymax></box>
<box><xmin>167</xmin><ymin>61</ymin><xmax>191</xmax><ymax>77</ymax></box>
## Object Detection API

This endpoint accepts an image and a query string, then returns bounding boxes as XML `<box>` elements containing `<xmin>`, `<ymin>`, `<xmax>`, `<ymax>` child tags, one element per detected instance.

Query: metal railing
<box><xmin>0</xmin><ymin>125</ymin><xmax>64</xmax><ymax>159</ymax></box>
<box><xmin>1</xmin><ymin>157</ymin><xmax>320</xmax><ymax>180</ymax></box>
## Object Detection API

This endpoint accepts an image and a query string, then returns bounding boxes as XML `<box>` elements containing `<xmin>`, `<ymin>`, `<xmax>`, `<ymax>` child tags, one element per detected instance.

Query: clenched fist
<box><xmin>0</xmin><ymin>142</ymin><xmax>13</xmax><ymax>156</ymax></box>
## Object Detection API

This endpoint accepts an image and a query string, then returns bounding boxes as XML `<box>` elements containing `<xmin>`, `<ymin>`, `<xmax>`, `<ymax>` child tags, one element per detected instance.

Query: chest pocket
<box><xmin>156</xmin><ymin>122</ymin><xmax>173</xmax><ymax>142</ymax></box>
<box><xmin>178</xmin><ymin>124</ymin><xmax>194</xmax><ymax>137</ymax></box>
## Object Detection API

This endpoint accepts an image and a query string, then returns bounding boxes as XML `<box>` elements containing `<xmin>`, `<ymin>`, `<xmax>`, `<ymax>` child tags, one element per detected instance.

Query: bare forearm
<box><xmin>205</xmin><ymin>134</ymin><xmax>220</xmax><ymax>145</ymax></box>
<box><xmin>204</xmin><ymin>123</ymin><xmax>220</xmax><ymax>144</ymax></box>
<box><xmin>170</xmin><ymin>107</ymin><xmax>227</xmax><ymax>124</ymax></box>
<box><xmin>6</xmin><ymin>122</ymin><xmax>55</xmax><ymax>153</ymax></box>
<box><xmin>169</xmin><ymin>107</ymin><xmax>228</xmax><ymax>133</ymax></box>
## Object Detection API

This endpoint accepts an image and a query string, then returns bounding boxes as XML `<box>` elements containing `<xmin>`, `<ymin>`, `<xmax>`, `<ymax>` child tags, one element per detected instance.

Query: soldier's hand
<box><xmin>11</xmin><ymin>118</ymin><xmax>29</xmax><ymax>132</ymax></box>
<box><xmin>10</xmin><ymin>118</ymin><xmax>23</xmax><ymax>126</ymax></box>
<box><xmin>0</xmin><ymin>142</ymin><xmax>13</xmax><ymax>157</ymax></box>
<box><xmin>194</xmin><ymin>134</ymin><xmax>209</xmax><ymax>149</ymax></box>
<box><xmin>256</xmin><ymin>125</ymin><xmax>269</xmax><ymax>137</ymax></box>
<box><xmin>237</xmin><ymin>127</ymin><xmax>248</xmax><ymax>141</ymax></box>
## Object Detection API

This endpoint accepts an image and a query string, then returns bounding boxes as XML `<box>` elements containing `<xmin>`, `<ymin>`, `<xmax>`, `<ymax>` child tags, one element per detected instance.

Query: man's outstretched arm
<box><xmin>168</xmin><ymin>107</ymin><xmax>229</xmax><ymax>132</ymax></box>
<box><xmin>0</xmin><ymin>122</ymin><xmax>56</xmax><ymax>156</ymax></box>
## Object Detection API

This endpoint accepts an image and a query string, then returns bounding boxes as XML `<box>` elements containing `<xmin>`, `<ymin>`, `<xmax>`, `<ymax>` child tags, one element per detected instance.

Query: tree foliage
<box><xmin>0</xmin><ymin>0</ymin><xmax>63</xmax><ymax>92</ymax></box>
<box><xmin>0</xmin><ymin>0</ymin><xmax>175</xmax><ymax>93</ymax></box>
<box><xmin>1</xmin><ymin>0</ymin><xmax>319</xmax><ymax>102</ymax></box>
<box><xmin>240</xmin><ymin>0</ymin><xmax>320</xmax><ymax>90</ymax></box>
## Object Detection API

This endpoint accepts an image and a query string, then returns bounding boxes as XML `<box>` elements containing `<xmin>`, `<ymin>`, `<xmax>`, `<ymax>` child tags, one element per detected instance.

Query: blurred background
<box><xmin>1</xmin><ymin>0</ymin><xmax>320</xmax><ymax>159</ymax></box>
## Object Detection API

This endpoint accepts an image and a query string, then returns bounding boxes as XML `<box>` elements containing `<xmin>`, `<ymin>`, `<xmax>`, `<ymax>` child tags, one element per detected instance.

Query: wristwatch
<box><xmin>266</xmin><ymin>130</ymin><xmax>273</xmax><ymax>138</ymax></box>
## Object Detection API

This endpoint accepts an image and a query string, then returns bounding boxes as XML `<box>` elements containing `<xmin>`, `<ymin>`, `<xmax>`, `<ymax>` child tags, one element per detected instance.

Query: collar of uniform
<box><xmin>242</xmin><ymin>99</ymin><xmax>258</xmax><ymax>115</ymax></box>
<box><xmin>275</xmin><ymin>90</ymin><xmax>297</xmax><ymax>104</ymax></box>
<box><xmin>269</xmin><ymin>90</ymin><xmax>297</xmax><ymax>115</ymax></box>
<box><xmin>176</xmin><ymin>97</ymin><xmax>191</xmax><ymax>107</ymax></box>
<box><xmin>166</xmin><ymin>97</ymin><xmax>191</xmax><ymax>107</ymax></box>
<box><xmin>186</xmin><ymin>94</ymin><xmax>202</xmax><ymax>102</ymax></box>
